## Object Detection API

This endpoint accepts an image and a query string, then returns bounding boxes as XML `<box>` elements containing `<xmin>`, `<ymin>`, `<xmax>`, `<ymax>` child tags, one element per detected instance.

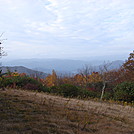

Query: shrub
<box><xmin>103</xmin><ymin>92</ymin><xmax>114</xmax><ymax>100</ymax></box>
<box><xmin>16</xmin><ymin>76</ymin><xmax>39</xmax><ymax>87</ymax></box>
<box><xmin>49</xmin><ymin>86</ymin><xmax>59</xmax><ymax>94</ymax></box>
<box><xmin>23</xmin><ymin>83</ymin><xmax>40</xmax><ymax>90</ymax></box>
<box><xmin>113</xmin><ymin>82</ymin><xmax>134</xmax><ymax>102</ymax></box>
<box><xmin>0</xmin><ymin>77</ymin><xmax>3</xmax><ymax>88</ymax></box>
<box><xmin>49</xmin><ymin>84</ymin><xmax>101</xmax><ymax>99</ymax></box>
<box><xmin>1</xmin><ymin>75</ymin><xmax>48</xmax><ymax>92</ymax></box>
<box><xmin>79</xmin><ymin>89</ymin><xmax>100</xmax><ymax>98</ymax></box>
<box><xmin>88</xmin><ymin>82</ymin><xmax>103</xmax><ymax>91</ymax></box>
<box><xmin>60</xmin><ymin>84</ymin><xmax>81</xmax><ymax>97</ymax></box>
<box><xmin>1</xmin><ymin>77</ymin><xmax>14</xmax><ymax>87</ymax></box>
<box><xmin>49</xmin><ymin>84</ymin><xmax>80</xmax><ymax>97</ymax></box>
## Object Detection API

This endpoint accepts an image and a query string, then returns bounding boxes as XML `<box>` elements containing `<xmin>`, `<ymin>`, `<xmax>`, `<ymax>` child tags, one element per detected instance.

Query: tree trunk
<box><xmin>100</xmin><ymin>82</ymin><xmax>106</xmax><ymax>100</ymax></box>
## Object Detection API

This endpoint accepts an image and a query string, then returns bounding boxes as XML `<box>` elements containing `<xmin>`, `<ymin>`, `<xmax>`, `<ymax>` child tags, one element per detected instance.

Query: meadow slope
<box><xmin>0</xmin><ymin>89</ymin><xmax>134</xmax><ymax>134</ymax></box>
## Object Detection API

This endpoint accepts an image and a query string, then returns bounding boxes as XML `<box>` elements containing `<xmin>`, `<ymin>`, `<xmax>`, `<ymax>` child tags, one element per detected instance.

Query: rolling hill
<box><xmin>1</xmin><ymin>66</ymin><xmax>48</xmax><ymax>78</ymax></box>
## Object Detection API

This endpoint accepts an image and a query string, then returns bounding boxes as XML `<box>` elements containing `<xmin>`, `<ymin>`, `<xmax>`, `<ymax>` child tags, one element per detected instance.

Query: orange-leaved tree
<box><xmin>44</xmin><ymin>70</ymin><xmax>58</xmax><ymax>87</ymax></box>
<box><xmin>122</xmin><ymin>50</ymin><xmax>134</xmax><ymax>81</ymax></box>
<box><xmin>123</xmin><ymin>50</ymin><xmax>134</xmax><ymax>71</ymax></box>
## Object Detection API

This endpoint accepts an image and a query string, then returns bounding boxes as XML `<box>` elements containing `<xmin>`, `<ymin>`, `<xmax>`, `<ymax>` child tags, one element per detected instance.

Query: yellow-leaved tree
<box><xmin>45</xmin><ymin>70</ymin><xmax>58</xmax><ymax>87</ymax></box>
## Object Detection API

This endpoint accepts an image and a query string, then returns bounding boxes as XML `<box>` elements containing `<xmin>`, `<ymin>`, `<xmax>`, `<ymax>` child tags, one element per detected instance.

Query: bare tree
<box><xmin>0</xmin><ymin>33</ymin><xmax>7</xmax><ymax>64</ymax></box>
<box><xmin>0</xmin><ymin>33</ymin><xmax>7</xmax><ymax>90</ymax></box>
<box><xmin>78</xmin><ymin>65</ymin><xmax>95</xmax><ymax>88</ymax></box>
<box><xmin>0</xmin><ymin>33</ymin><xmax>7</xmax><ymax>73</ymax></box>
<box><xmin>99</xmin><ymin>62</ymin><xmax>111</xmax><ymax>100</ymax></box>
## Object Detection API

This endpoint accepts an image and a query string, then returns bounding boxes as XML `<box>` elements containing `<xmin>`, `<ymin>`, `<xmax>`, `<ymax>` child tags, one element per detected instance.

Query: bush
<box><xmin>1</xmin><ymin>77</ymin><xmax>14</xmax><ymax>87</ymax></box>
<box><xmin>49</xmin><ymin>84</ymin><xmax>101</xmax><ymax>99</ymax></box>
<box><xmin>1</xmin><ymin>75</ymin><xmax>48</xmax><ymax>92</ymax></box>
<box><xmin>60</xmin><ymin>84</ymin><xmax>81</xmax><ymax>97</ymax></box>
<box><xmin>49</xmin><ymin>86</ymin><xmax>59</xmax><ymax>94</ymax></box>
<box><xmin>49</xmin><ymin>84</ymin><xmax>80</xmax><ymax>97</ymax></box>
<box><xmin>103</xmin><ymin>92</ymin><xmax>114</xmax><ymax>100</ymax></box>
<box><xmin>79</xmin><ymin>89</ymin><xmax>100</xmax><ymax>98</ymax></box>
<box><xmin>113</xmin><ymin>82</ymin><xmax>134</xmax><ymax>102</ymax></box>
<box><xmin>88</xmin><ymin>82</ymin><xmax>103</xmax><ymax>92</ymax></box>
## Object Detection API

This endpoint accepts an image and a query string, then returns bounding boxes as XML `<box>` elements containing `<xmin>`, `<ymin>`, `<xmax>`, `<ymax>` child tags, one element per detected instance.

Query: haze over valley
<box><xmin>2</xmin><ymin>58</ymin><xmax>124</xmax><ymax>74</ymax></box>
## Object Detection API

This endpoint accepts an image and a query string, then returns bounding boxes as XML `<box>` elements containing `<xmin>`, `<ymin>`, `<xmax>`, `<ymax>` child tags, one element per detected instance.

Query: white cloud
<box><xmin>0</xmin><ymin>0</ymin><xmax>134</xmax><ymax>60</ymax></box>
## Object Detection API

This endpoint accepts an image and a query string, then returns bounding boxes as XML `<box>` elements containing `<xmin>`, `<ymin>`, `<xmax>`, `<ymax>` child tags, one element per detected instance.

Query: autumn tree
<box><xmin>99</xmin><ymin>52</ymin><xmax>134</xmax><ymax>100</ymax></box>
<box><xmin>44</xmin><ymin>70</ymin><xmax>58</xmax><ymax>87</ymax></box>
<box><xmin>123</xmin><ymin>50</ymin><xmax>134</xmax><ymax>71</ymax></box>
<box><xmin>88</xmin><ymin>72</ymin><xmax>102</xmax><ymax>83</ymax></box>
<box><xmin>122</xmin><ymin>51</ymin><xmax>134</xmax><ymax>81</ymax></box>
<box><xmin>61</xmin><ymin>75</ymin><xmax>74</xmax><ymax>85</ymax></box>
<box><xmin>73</xmin><ymin>74</ymin><xmax>84</xmax><ymax>87</ymax></box>
<box><xmin>78</xmin><ymin>65</ymin><xmax>95</xmax><ymax>88</ymax></box>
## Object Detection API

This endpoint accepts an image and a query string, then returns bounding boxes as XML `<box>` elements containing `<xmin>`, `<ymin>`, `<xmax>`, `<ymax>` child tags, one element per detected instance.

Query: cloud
<box><xmin>39</xmin><ymin>0</ymin><xmax>134</xmax><ymax>42</ymax></box>
<box><xmin>0</xmin><ymin>0</ymin><xmax>134</xmax><ymax>60</ymax></box>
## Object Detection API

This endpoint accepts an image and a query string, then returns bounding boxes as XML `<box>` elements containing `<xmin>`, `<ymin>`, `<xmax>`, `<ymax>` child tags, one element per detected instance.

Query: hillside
<box><xmin>1</xmin><ymin>66</ymin><xmax>48</xmax><ymax>78</ymax></box>
<box><xmin>0</xmin><ymin>89</ymin><xmax>134</xmax><ymax>134</ymax></box>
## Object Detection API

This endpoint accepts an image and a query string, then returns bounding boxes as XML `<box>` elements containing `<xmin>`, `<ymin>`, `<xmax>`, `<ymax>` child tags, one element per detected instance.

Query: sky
<box><xmin>0</xmin><ymin>0</ymin><xmax>134</xmax><ymax>61</ymax></box>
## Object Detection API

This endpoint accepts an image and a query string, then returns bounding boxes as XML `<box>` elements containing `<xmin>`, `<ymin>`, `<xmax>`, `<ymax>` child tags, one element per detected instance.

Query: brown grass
<box><xmin>0</xmin><ymin>89</ymin><xmax>134</xmax><ymax>134</ymax></box>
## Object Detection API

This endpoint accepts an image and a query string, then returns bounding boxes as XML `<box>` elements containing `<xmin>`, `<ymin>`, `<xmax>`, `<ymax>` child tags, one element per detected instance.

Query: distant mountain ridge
<box><xmin>1</xmin><ymin>66</ymin><xmax>48</xmax><ymax>78</ymax></box>
<box><xmin>2</xmin><ymin>59</ymin><xmax>124</xmax><ymax>74</ymax></box>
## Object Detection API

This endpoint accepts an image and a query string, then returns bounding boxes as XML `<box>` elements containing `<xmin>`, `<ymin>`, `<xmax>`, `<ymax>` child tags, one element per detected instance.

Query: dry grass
<box><xmin>0</xmin><ymin>89</ymin><xmax>134</xmax><ymax>134</ymax></box>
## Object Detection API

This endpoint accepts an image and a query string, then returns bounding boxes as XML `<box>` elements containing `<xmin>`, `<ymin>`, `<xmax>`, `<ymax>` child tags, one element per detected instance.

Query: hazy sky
<box><xmin>0</xmin><ymin>0</ymin><xmax>134</xmax><ymax>60</ymax></box>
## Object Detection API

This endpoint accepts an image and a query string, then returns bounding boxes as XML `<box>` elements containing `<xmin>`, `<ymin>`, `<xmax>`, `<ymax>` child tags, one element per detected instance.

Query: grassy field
<box><xmin>0</xmin><ymin>89</ymin><xmax>134</xmax><ymax>134</ymax></box>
